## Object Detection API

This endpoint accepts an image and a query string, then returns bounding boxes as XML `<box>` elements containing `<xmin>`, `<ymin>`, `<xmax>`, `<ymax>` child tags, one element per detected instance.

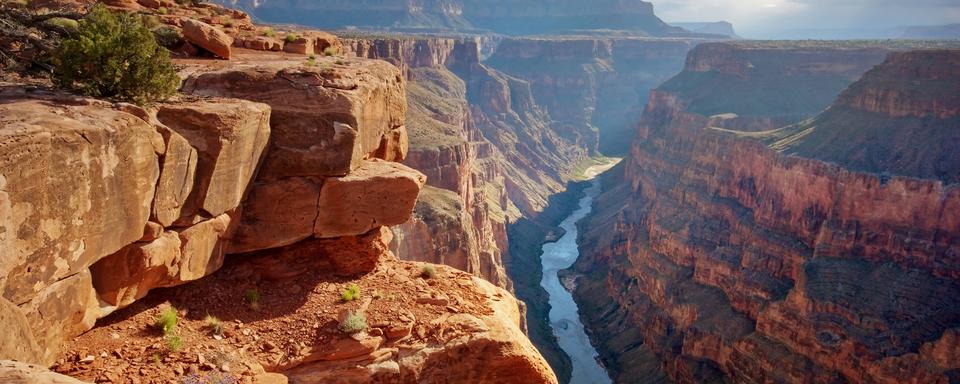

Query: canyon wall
<box><xmin>574</xmin><ymin>47</ymin><xmax>960</xmax><ymax>383</ymax></box>
<box><xmin>484</xmin><ymin>37</ymin><xmax>696</xmax><ymax>154</ymax></box>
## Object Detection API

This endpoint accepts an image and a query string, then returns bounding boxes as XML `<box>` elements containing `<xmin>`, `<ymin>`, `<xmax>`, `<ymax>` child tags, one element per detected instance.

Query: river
<box><xmin>540</xmin><ymin>160</ymin><xmax>618</xmax><ymax>384</ymax></box>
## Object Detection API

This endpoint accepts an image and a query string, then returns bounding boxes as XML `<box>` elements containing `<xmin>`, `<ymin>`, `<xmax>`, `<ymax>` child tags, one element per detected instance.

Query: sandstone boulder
<box><xmin>282</xmin><ymin>35</ymin><xmax>314</xmax><ymax>55</ymax></box>
<box><xmin>156</xmin><ymin>100</ymin><xmax>270</xmax><ymax>226</ymax></box>
<box><xmin>235</xmin><ymin>36</ymin><xmax>284</xmax><ymax>51</ymax></box>
<box><xmin>0</xmin><ymin>298</ymin><xmax>43</xmax><ymax>364</ymax></box>
<box><xmin>181</xmin><ymin>61</ymin><xmax>407</xmax><ymax>178</ymax></box>
<box><xmin>90</xmin><ymin>211</ymin><xmax>238</xmax><ymax>311</ymax></box>
<box><xmin>20</xmin><ymin>270</ymin><xmax>100</xmax><ymax>364</ymax></box>
<box><xmin>0</xmin><ymin>99</ymin><xmax>161</xmax><ymax>304</ymax></box>
<box><xmin>0</xmin><ymin>360</ymin><xmax>89</xmax><ymax>384</ymax></box>
<box><xmin>181</xmin><ymin>19</ymin><xmax>233</xmax><ymax>59</ymax></box>
<box><xmin>90</xmin><ymin>231</ymin><xmax>181</xmax><ymax>308</ymax></box>
<box><xmin>228</xmin><ymin>177</ymin><xmax>322</xmax><ymax>254</ymax></box>
<box><xmin>315</xmin><ymin>160</ymin><xmax>426</xmax><ymax>238</ymax></box>
<box><xmin>175</xmin><ymin>212</ymin><xmax>237</xmax><ymax>282</ymax></box>
<box><xmin>151</xmin><ymin>126</ymin><xmax>198</xmax><ymax>227</ymax></box>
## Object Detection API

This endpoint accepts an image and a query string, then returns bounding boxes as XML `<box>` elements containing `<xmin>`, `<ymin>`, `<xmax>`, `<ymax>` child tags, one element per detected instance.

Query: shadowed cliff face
<box><xmin>216</xmin><ymin>0</ymin><xmax>687</xmax><ymax>36</ymax></box>
<box><xmin>573</xmin><ymin>47</ymin><xmax>960</xmax><ymax>383</ymax></box>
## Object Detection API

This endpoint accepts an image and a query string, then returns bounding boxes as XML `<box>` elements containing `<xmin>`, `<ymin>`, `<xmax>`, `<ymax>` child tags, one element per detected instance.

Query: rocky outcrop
<box><xmin>574</xmin><ymin>47</ymin><xmax>960</xmax><ymax>383</ymax></box>
<box><xmin>0</xmin><ymin>91</ymin><xmax>269</xmax><ymax>363</ymax></box>
<box><xmin>222</xmin><ymin>0</ymin><xmax>686</xmax><ymax>36</ymax></box>
<box><xmin>181</xmin><ymin>18</ymin><xmax>233</xmax><ymax>59</ymax></box>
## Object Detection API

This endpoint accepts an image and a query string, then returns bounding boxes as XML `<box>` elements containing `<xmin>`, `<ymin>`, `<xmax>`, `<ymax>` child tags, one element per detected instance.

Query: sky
<box><xmin>654</xmin><ymin>0</ymin><xmax>960</xmax><ymax>39</ymax></box>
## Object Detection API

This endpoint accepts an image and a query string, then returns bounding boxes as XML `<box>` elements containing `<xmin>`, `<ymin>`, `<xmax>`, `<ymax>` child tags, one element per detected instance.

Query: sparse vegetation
<box><xmin>151</xmin><ymin>353</ymin><xmax>162</xmax><ymax>365</ymax></box>
<box><xmin>338</xmin><ymin>311</ymin><xmax>367</xmax><ymax>334</ymax></box>
<box><xmin>261</xmin><ymin>27</ymin><xmax>275</xmax><ymax>37</ymax></box>
<box><xmin>322</xmin><ymin>46</ymin><xmax>338</xmax><ymax>56</ymax></box>
<box><xmin>306</xmin><ymin>54</ymin><xmax>317</xmax><ymax>66</ymax></box>
<box><xmin>155</xmin><ymin>306</ymin><xmax>178</xmax><ymax>335</ymax></box>
<box><xmin>204</xmin><ymin>315</ymin><xmax>224</xmax><ymax>337</ymax></box>
<box><xmin>341</xmin><ymin>283</ymin><xmax>361</xmax><ymax>302</ymax></box>
<box><xmin>421</xmin><ymin>265</ymin><xmax>437</xmax><ymax>279</ymax></box>
<box><xmin>165</xmin><ymin>334</ymin><xmax>183</xmax><ymax>352</ymax></box>
<box><xmin>284</xmin><ymin>33</ymin><xmax>300</xmax><ymax>43</ymax></box>
<box><xmin>157</xmin><ymin>7</ymin><xmax>168</xmax><ymax>15</ymax></box>
<box><xmin>41</xmin><ymin>17</ymin><xmax>79</xmax><ymax>34</ymax></box>
<box><xmin>244</xmin><ymin>289</ymin><xmax>261</xmax><ymax>309</ymax></box>
<box><xmin>52</xmin><ymin>4</ymin><xmax>180</xmax><ymax>105</ymax></box>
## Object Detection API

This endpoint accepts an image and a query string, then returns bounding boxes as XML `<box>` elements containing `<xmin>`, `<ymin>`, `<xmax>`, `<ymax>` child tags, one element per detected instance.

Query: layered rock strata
<box><xmin>221</xmin><ymin>0</ymin><xmax>687</xmax><ymax>36</ymax></box>
<box><xmin>573</xmin><ymin>48</ymin><xmax>960</xmax><ymax>383</ymax></box>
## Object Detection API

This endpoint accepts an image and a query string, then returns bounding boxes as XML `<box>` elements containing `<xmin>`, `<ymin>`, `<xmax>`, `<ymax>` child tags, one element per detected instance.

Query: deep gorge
<box><xmin>1</xmin><ymin>1</ymin><xmax>959</xmax><ymax>383</ymax></box>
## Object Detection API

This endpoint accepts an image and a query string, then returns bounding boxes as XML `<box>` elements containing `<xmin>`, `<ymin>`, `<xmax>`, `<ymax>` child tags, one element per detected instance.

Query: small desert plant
<box><xmin>204</xmin><ymin>315</ymin><xmax>224</xmax><ymax>337</ymax></box>
<box><xmin>155</xmin><ymin>306</ymin><xmax>178</xmax><ymax>335</ymax></box>
<box><xmin>338</xmin><ymin>311</ymin><xmax>367</xmax><ymax>334</ymax></box>
<box><xmin>284</xmin><ymin>33</ymin><xmax>300</xmax><ymax>43</ymax></box>
<box><xmin>261</xmin><ymin>27</ymin><xmax>275</xmax><ymax>37</ymax></box>
<box><xmin>244</xmin><ymin>289</ymin><xmax>261</xmax><ymax>309</ymax></box>
<box><xmin>421</xmin><ymin>265</ymin><xmax>437</xmax><ymax>279</ymax></box>
<box><xmin>322</xmin><ymin>46</ymin><xmax>338</xmax><ymax>56</ymax></box>
<box><xmin>306</xmin><ymin>54</ymin><xmax>316</xmax><ymax>66</ymax></box>
<box><xmin>157</xmin><ymin>7</ymin><xmax>168</xmax><ymax>14</ymax></box>
<box><xmin>151</xmin><ymin>353</ymin><xmax>162</xmax><ymax>365</ymax></box>
<box><xmin>52</xmin><ymin>4</ymin><xmax>180</xmax><ymax>105</ymax></box>
<box><xmin>166</xmin><ymin>334</ymin><xmax>183</xmax><ymax>352</ymax></box>
<box><xmin>340</xmin><ymin>283</ymin><xmax>361</xmax><ymax>302</ymax></box>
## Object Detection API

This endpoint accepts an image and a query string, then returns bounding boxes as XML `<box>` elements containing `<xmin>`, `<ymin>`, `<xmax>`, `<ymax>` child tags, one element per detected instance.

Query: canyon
<box><xmin>1</xmin><ymin>0</ymin><xmax>959</xmax><ymax>383</ymax></box>
<box><xmin>574</xmin><ymin>43</ymin><xmax>960</xmax><ymax>383</ymax></box>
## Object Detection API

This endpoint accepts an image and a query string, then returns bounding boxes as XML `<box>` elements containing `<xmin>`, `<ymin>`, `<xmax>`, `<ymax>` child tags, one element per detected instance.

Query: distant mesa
<box><xmin>214</xmin><ymin>0</ymin><xmax>701</xmax><ymax>36</ymax></box>
<box><xmin>669</xmin><ymin>21</ymin><xmax>739</xmax><ymax>38</ymax></box>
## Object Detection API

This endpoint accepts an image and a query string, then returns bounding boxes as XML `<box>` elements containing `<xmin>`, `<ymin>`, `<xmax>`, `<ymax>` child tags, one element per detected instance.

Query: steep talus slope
<box><xmin>573</xmin><ymin>47</ymin><xmax>960</xmax><ymax>383</ymax></box>
<box><xmin>219</xmin><ymin>0</ymin><xmax>687</xmax><ymax>36</ymax></box>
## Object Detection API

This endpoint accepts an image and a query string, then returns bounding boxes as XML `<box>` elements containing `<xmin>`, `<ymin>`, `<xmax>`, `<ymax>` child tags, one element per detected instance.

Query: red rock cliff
<box><xmin>573</xmin><ymin>47</ymin><xmax>960</xmax><ymax>383</ymax></box>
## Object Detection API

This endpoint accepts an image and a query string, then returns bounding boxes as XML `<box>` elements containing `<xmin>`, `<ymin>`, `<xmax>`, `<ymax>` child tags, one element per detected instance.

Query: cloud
<box><xmin>653</xmin><ymin>0</ymin><xmax>960</xmax><ymax>38</ymax></box>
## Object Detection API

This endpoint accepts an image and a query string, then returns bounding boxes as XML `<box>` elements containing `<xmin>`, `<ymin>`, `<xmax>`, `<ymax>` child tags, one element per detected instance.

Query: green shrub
<box><xmin>204</xmin><ymin>315</ymin><xmax>224</xmax><ymax>337</ymax></box>
<box><xmin>306</xmin><ymin>54</ymin><xmax>316</xmax><ymax>66</ymax></box>
<box><xmin>262</xmin><ymin>27</ymin><xmax>275</xmax><ymax>37</ymax></box>
<box><xmin>244</xmin><ymin>289</ymin><xmax>261</xmax><ymax>309</ymax></box>
<box><xmin>284</xmin><ymin>33</ymin><xmax>300</xmax><ymax>43</ymax></box>
<box><xmin>52</xmin><ymin>5</ymin><xmax>179</xmax><ymax>105</ymax></box>
<box><xmin>341</xmin><ymin>283</ymin><xmax>360</xmax><ymax>302</ymax></box>
<box><xmin>155</xmin><ymin>306</ymin><xmax>178</xmax><ymax>335</ymax></box>
<box><xmin>338</xmin><ymin>311</ymin><xmax>367</xmax><ymax>334</ymax></box>
<box><xmin>322</xmin><ymin>46</ymin><xmax>338</xmax><ymax>56</ymax></box>
<box><xmin>42</xmin><ymin>17</ymin><xmax>79</xmax><ymax>34</ymax></box>
<box><xmin>165</xmin><ymin>334</ymin><xmax>183</xmax><ymax>352</ymax></box>
<box><xmin>421</xmin><ymin>265</ymin><xmax>437</xmax><ymax>279</ymax></box>
<box><xmin>157</xmin><ymin>7</ymin><xmax>168</xmax><ymax>14</ymax></box>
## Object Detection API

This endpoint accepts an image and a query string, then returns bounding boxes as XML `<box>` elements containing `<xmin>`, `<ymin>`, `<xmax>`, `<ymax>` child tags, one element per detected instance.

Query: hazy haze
<box><xmin>655</xmin><ymin>0</ymin><xmax>960</xmax><ymax>38</ymax></box>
